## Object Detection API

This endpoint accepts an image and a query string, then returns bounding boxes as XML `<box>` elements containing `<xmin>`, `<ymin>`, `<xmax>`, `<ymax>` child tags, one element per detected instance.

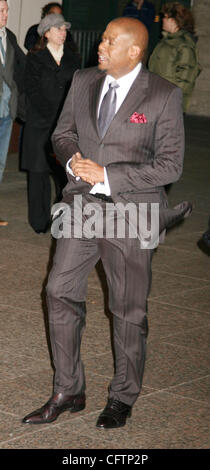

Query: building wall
<box><xmin>188</xmin><ymin>0</ymin><xmax>210</xmax><ymax>116</ymax></box>
<box><xmin>7</xmin><ymin>0</ymin><xmax>62</xmax><ymax>51</ymax></box>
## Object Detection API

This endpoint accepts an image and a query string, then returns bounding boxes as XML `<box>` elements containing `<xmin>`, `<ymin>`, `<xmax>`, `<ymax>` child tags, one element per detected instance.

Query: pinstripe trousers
<box><xmin>46</xmin><ymin>195</ymin><xmax>153</xmax><ymax>406</ymax></box>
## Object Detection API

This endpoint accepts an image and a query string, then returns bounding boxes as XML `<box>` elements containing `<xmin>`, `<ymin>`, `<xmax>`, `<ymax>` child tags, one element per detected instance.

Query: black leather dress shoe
<box><xmin>96</xmin><ymin>398</ymin><xmax>131</xmax><ymax>429</ymax></box>
<box><xmin>22</xmin><ymin>392</ymin><xmax>85</xmax><ymax>424</ymax></box>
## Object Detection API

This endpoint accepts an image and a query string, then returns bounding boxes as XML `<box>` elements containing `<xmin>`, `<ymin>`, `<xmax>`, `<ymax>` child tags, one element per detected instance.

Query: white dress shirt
<box><xmin>66</xmin><ymin>62</ymin><xmax>142</xmax><ymax>195</ymax></box>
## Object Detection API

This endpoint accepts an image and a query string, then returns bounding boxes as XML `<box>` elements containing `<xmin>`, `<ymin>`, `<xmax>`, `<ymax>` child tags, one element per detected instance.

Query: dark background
<box><xmin>62</xmin><ymin>0</ymin><xmax>192</xmax><ymax>31</ymax></box>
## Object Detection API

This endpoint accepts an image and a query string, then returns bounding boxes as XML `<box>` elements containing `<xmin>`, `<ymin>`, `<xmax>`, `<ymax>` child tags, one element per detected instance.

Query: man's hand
<box><xmin>71</xmin><ymin>152</ymin><xmax>104</xmax><ymax>186</ymax></box>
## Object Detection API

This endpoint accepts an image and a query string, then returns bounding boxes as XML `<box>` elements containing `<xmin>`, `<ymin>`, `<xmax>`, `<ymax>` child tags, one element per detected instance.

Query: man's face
<box><xmin>98</xmin><ymin>22</ymin><xmax>133</xmax><ymax>79</ymax></box>
<box><xmin>0</xmin><ymin>1</ymin><xmax>8</xmax><ymax>29</ymax></box>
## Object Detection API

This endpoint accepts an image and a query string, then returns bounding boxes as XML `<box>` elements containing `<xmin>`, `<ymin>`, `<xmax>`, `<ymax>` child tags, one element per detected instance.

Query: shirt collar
<box><xmin>106</xmin><ymin>62</ymin><xmax>142</xmax><ymax>87</ymax></box>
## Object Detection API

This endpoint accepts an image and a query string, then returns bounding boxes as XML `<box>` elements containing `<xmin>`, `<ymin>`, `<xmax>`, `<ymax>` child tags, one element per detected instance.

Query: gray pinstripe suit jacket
<box><xmin>52</xmin><ymin>65</ymin><xmax>191</xmax><ymax>233</ymax></box>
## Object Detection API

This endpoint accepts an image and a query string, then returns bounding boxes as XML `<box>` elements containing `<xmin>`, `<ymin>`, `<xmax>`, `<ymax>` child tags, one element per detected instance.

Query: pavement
<box><xmin>0</xmin><ymin>115</ymin><xmax>209</xmax><ymax>451</ymax></box>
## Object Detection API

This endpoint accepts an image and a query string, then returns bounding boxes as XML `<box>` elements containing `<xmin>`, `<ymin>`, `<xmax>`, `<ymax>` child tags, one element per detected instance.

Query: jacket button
<box><xmin>100</xmin><ymin>143</ymin><xmax>104</xmax><ymax>148</ymax></box>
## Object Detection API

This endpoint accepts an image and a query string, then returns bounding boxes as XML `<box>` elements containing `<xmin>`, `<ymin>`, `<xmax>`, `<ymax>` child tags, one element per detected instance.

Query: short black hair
<box><xmin>41</xmin><ymin>2</ymin><xmax>62</xmax><ymax>19</ymax></box>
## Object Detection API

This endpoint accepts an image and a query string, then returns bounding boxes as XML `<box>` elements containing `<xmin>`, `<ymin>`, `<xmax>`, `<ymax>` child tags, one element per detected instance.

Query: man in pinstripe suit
<box><xmin>23</xmin><ymin>17</ymin><xmax>191</xmax><ymax>428</ymax></box>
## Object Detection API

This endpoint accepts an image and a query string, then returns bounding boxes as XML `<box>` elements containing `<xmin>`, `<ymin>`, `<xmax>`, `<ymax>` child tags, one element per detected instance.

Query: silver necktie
<box><xmin>98</xmin><ymin>81</ymin><xmax>119</xmax><ymax>138</ymax></box>
<box><xmin>0</xmin><ymin>37</ymin><xmax>5</xmax><ymax>66</ymax></box>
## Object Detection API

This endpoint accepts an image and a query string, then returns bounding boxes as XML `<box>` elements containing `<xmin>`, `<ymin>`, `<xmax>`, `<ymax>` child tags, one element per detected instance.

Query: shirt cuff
<box><xmin>66</xmin><ymin>158</ymin><xmax>80</xmax><ymax>181</ymax></box>
<box><xmin>103</xmin><ymin>167</ymin><xmax>111</xmax><ymax>196</ymax></box>
<box><xmin>66</xmin><ymin>159</ymin><xmax>111</xmax><ymax>195</ymax></box>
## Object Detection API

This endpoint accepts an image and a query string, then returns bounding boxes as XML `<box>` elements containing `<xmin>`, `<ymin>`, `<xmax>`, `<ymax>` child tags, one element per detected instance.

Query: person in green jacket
<box><xmin>148</xmin><ymin>2</ymin><xmax>201</xmax><ymax>111</ymax></box>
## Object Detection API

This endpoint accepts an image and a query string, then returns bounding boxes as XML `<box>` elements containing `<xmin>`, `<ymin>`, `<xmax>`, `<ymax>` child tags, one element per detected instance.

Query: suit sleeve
<box><xmin>7</xmin><ymin>30</ymin><xmax>26</xmax><ymax>93</ymax></box>
<box><xmin>106</xmin><ymin>86</ymin><xmax>185</xmax><ymax>197</ymax></box>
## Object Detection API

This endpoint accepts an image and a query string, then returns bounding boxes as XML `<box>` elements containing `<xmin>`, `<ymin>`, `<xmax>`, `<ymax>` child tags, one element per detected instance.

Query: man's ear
<box><xmin>129</xmin><ymin>44</ymin><xmax>141</xmax><ymax>60</ymax></box>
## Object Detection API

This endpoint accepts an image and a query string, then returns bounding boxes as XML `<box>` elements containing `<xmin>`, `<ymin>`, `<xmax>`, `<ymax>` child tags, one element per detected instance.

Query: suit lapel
<box><xmin>4</xmin><ymin>37</ymin><xmax>15</xmax><ymax>75</ymax></box>
<box><xmin>89</xmin><ymin>71</ymin><xmax>106</xmax><ymax>136</ymax></box>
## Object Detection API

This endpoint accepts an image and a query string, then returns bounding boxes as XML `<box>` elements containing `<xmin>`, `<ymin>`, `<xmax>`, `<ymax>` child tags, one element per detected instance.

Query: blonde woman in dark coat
<box><xmin>22</xmin><ymin>14</ymin><xmax>81</xmax><ymax>233</ymax></box>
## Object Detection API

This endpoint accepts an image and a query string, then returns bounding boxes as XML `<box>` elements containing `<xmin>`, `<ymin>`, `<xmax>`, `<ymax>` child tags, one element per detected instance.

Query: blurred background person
<box><xmin>148</xmin><ymin>2</ymin><xmax>201</xmax><ymax>112</ymax></box>
<box><xmin>122</xmin><ymin>0</ymin><xmax>155</xmax><ymax>33</ymax></box>
<box><xmin>123</xmin><ymin>0</ymin><xmax>155</xmax><ymax>62</ymax></box>
<box><xmin>21</xmin><ymin>14</ymin><xmax>81</xmax><ymax>234</ymax></box>
<box><xmin>24</xmin><ymin>2</ymin><xmax>77</xmax><ymax>53</ymax></box>
<box><xmin>0</xmin><ymin>0</ymin><xmax>25</xmax><ymax>227</ymax></box>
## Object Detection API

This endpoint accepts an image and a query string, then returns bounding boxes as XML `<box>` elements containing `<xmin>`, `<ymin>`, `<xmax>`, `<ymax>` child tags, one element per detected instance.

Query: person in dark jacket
<box><xmin>0</xmin><ymin>0</ymin><xmax>25</xmax><ymax>226</ymax></box>
<box><xmin>21</xmin><ymin>14</ymin><xmax>81</xmax><ymax>233</ymax></box>
<box><xmin>24</xmin><ymin>2</ymin><xmax>76</xmax><ymax>53</ymax></box>
<box><xmin>123</xmin><ymin>0</ymin><xmax>155</xmax><ymax>32</ymax></box>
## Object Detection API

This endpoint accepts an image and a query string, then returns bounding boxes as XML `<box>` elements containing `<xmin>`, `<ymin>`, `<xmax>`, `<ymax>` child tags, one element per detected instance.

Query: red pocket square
<box><xmin>130</xmin><ymin>112</ymin><xmax>147</xmax><ymax>123</ymax></box>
